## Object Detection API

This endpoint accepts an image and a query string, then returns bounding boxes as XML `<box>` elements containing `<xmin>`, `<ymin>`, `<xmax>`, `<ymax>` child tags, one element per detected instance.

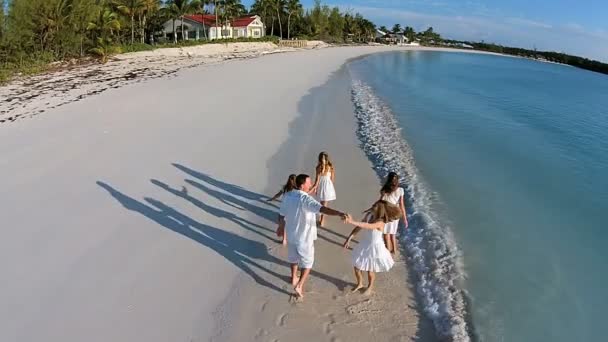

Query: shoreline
<box><xmin>217</xmin><ymin>64</ymin><xmax>436</xmax><ymax>341</ymax></box>
<box><xmin>0</xmin><ymin>45</ymin><xmax>515</xmax><ymax>342</ymax></box>
<box><xmin>1</xmin><ymin>43</ymin><xmax>533</xmax><ymax>127</ymax></box>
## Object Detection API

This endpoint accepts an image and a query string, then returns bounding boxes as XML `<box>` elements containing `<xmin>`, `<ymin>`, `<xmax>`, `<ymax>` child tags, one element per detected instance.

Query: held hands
<box><xmin>341</xmin><ymin>213</ymin><xmax>353</xmax><ymax>224</ymax></box>
<box><xmin>343</xmin><ymin>236</ymin><xmax>352</xmax><ymax>249</ymax></box>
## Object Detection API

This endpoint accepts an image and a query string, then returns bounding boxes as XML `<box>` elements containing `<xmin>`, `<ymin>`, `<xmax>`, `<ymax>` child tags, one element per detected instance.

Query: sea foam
<box><xmin>351</xmin><ymin>79</ymin><xmax>472</xmax><ymax>342</ymax></box>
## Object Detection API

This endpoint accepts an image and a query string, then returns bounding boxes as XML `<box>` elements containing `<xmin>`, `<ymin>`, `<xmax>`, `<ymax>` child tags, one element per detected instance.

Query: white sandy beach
<box><xmin>0</xmin><ymin>44</ymin><xmax>469</xmax><ymax>342</ymax></box>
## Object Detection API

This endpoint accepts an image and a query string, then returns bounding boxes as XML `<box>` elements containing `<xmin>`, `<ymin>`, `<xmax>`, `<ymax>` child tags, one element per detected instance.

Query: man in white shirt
<box><xmin>278</xmin><ymin>174</ymin><xmax>347</xmax><ymax>299</ymax></box>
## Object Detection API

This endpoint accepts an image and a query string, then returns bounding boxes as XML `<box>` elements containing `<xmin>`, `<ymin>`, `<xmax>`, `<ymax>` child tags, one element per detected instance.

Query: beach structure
<box><xmin>163</xmin><ymin>15</ymin><xmax>265</xmax><ymax>41</ymax></box>
<box><xmin>378</xmin><ymin>32</ymin><xmax>407</xmax><ymax>45</ymax></box>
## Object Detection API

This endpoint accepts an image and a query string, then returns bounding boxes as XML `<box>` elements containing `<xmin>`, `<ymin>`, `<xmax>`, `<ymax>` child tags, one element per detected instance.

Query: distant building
<box><xmin>377</xmin><ymin>32</ymin><xmax>407</xmax><ymax>45</ymax></box>
<box><xmin>163</xmin><ymin>15</ymin><xmax>265</xmax><ymax>41</ymax></box>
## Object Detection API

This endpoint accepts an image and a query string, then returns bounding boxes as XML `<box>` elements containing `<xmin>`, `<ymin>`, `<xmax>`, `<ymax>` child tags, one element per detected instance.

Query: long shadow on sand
<box><xmin>174</xmin><ymin>164</ymin><xmax>346</xmax><ymax>248</ymax></box>
<box><xmin>97</xmin><ymin>181</ymin><xmax>291</xmax><ymax>295</ymax></box>
<box><xmin>150</xmin><ymin>179</ymin><xmax>279</xmax><ymax>243</ymax></box>
<box><xmin>173</xmin><ymin>163</ymin><xmax>278</xmax><ymax>210</ymax></box>
<box><xmin>97</xmin><ymin>179</ymin><xmax>349</xmax><ymax>295</ymax></box>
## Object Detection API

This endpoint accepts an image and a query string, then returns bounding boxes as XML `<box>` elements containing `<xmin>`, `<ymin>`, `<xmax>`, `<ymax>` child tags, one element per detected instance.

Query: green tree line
<box><xmin>0</xmin><ymin>0</ymin><xmax>377</xmax><ymax>82</ymax></box>
<box><xmin>445</xmin><ymin>40</ymin><xmax>608</xmax><ymax>75</ymax></box>
<box><xmin>250</xmin><ymin>0</ymin><xmax>376</xmax><ymax>42</ymax></box>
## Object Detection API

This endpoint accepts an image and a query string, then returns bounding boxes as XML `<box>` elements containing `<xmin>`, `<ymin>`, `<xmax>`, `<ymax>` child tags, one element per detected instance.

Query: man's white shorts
<box><xmin>288</xmin><ymin>242</ymin><xmax>314</xmax><ymax>269</ymax></box>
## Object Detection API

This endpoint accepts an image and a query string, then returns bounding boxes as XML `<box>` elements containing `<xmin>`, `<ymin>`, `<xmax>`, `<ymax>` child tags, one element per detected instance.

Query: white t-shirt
<box><xmin>382</xmin><ymin>187</ymin><xmax>404</xmax><ymax>205</ymax></box>
<box><xmin>279</xmin><ymin>190</ymin><xmax>322</xmax><ymax>245</ymax></box>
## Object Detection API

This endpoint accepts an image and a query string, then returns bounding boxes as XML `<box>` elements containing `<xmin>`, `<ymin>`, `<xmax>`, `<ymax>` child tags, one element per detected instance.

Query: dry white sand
<box><xmin>0</xmin><ymin>41</ymin><xmax>328</xmax><ymax>124</ymax></box>
<box><xmin>0</xmin><ymin>44</ymin><xmax>476</xmax><ymax>342</ymax></box>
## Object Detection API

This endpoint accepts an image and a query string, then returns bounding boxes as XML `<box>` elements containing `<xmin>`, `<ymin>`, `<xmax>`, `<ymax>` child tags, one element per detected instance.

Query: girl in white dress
<box><xmin>379</xmin><ymin>172</ymin><xmax>408</xmax><ymax>254</ymax></box>
<box><xmin>311</xmin><ymin>151</ymin><xmax>336</xmax><ymax>227</ymax></box>
<box><xmin>343</xmin><ymin>200</ymin><xmax>402</xmax><ymax>295</ymax></box>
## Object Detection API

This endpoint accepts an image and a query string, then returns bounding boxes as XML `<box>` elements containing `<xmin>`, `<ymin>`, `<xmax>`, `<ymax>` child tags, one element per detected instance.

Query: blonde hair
<box><xmin>369</xmin><ymin>200</ymin><xmax>402</xmax><ymax>223</ymax></box>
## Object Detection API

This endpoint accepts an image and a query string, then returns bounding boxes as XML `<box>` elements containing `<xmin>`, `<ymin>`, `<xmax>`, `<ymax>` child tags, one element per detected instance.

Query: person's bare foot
<box><xmin>291</xmin><ymin>276</ymin><xmax>300</xmax><ymax>287</ymax></box>
<box><xmin>362</xmin><ymin>287</ymin><xmax>374</xmax><ymax>296</ymax></box>
<box><xmin>282</xmin><ymin>239</ymin><xmax>287</xmax><ymax>246</ymax></box>
<box><xmin>351</xmin><ymin>284</ymin><xmax>364</xmax><ymax>293</ymax></box>
<box><xmin>294</xmin><ymin>285</ymin><xmax>304</xmax><ymax>299</ymax></box>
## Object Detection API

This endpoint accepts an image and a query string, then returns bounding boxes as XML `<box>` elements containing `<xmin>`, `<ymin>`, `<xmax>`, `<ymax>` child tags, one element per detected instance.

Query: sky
<box><xmin>243</xmin><ymin>0</ymin><xmax>608</xmax><ymax>62</ymax></box>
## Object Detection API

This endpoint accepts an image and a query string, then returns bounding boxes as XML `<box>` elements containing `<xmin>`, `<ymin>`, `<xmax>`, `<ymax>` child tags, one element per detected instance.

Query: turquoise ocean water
<box><xmin>347</xmin><ymin>51</ymin><xmax>608</xmax><ymax>342</ymax></box>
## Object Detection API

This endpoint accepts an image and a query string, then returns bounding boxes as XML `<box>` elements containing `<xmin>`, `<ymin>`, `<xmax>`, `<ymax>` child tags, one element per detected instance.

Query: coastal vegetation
<box><xmin>0</xmin><ymin>0</ymin><xmax>375</xmax><ymax>82</ymax></box>
<box><xmin>0</xmin><ymin>0</ymin><xmax>606</xmax><ymax>82</ymax></box>
<box><xmin>452</xmin><ymin>40</ymin><xmax>608</xmax><ymax>75</ymax></box>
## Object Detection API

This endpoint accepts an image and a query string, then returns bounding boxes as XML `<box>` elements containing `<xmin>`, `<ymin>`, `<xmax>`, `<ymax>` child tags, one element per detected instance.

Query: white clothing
<box><xmin>316</xmin><ymin>171</ymin><xmax>336</xmax><ymax>201</ymax></box>
<box><xmin>382</xmin><ymin>187</ymin><xmax>404</xmax><ymax>234</ymax></box>
<box><xmin>352</xmin><ymin>228</ymin><xmax>394</xmax><ymax>272</ymax></box>
<box><xmin>288</xmin><ymin>242</ymin><xmax>315</xmax><ymax>269</ymax></box>
<box><xmin>279</xmin><ymin>190</ymin><xmax>322</xmax><ymax>246</ymax></box>
<box><xmin>384</xmin><ymin>219</ymin><xmax>399</xmax><ymax>234</ymax></box>
<box><xmin>382</xmin><ymin>187</ymin><xmax>404</xmax><ymax>205</ymax></box>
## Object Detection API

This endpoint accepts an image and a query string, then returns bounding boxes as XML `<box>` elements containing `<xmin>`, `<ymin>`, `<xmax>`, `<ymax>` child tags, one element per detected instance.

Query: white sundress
<box><xmin>352</xmin><ymin>228</ymin><xmax>395</xmax><ymax>272</ymax></box>
<box><xmin>382</xmin><ymin>187</ymin><xmax>404</xmax><ymax>235</ymax></box>
<box><xmin>316</xmin><ymin>171</ymin><xmax>336</xmax><ymax>201</ymax></box>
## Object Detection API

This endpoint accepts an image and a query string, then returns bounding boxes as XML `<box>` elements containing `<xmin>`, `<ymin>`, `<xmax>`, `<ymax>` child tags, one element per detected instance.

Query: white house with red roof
<box><xmin>163</xmin><ymin>14</ymin><xmax>265</xmax><ymax>41</ymax></box>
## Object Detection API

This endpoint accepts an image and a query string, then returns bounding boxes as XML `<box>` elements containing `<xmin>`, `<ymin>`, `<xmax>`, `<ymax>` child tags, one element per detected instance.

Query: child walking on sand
<box><xmin>379</xmin><ymin>172</ymin><xmax>408</xmax><ymax>253</ymax></box>
<box><xmin>311</xmin><ymin>152</ymin><xmax>336</xmax><ymax>227</ymax></box>
<box><xmin>269</xmin><ymin>174</ymin><xmax>297</xmax><ymax>245</ymax></box>
<box><xmin>267</xmin><ymin>174</ymin><xmax>297</xmax><ymax>202</ymax></box>
<box><xmin>343</xmin><ymin>200</ymin><xmax>402</xmax><ymax>295</ymax></box>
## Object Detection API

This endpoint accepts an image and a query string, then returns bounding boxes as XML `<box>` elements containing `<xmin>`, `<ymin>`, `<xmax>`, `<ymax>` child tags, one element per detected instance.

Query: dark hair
<box><xmin>282</xmin><ymin>174</ymin><xmax>297</xmax><ymax>193</ymax></box>
<box><xmin>381</xmin><ymin>172</ymin><xmax>399</xmax><ymax>195</ymax></box>
<box><xmin>295</xmin><ymin>174</ymin><xmax>310</xmax><ymax>188</ymax></box>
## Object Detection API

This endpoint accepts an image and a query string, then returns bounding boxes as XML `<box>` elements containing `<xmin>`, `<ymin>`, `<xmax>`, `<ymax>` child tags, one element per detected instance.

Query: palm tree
<box><xmin>285</xmin><ymin>0</ymin><xmax>301</xmax><ymax>40</ymax></box>
<box><xmin>168</xmin><ymin>0</ymin><xmax>199</xmax><ymax>42</ymax></box>
<box><xmin>37</xmin><ymin>0</ymin><xmax>71</xmax><ymax>52</ymax></box>
<box><xmin>87</xmin><ymin>8</ymin><xmax>121</xmax><ymax>62</ymax></box>
<box><xmin>250</xmin><ymin>0</ymin><xmax>271</xmax><ymax>35</ymax></box>
<box><xmin>404</xmin><ymin>26</ymin><xmax>415</xmax><ymax>42</ymax></box>
<box><xmin>391</xmin><ymin>23</ymin><xmax>401</xmax><ymax>34</ymax></box>
<box><xmin>140</xmin><ymin>0</ymin><xmax>160</xmax><ymax>43</ymax></box>
<box><xmin>272</xmin><ymin>0</ymin><xmax>285</xmax><ymax>39</ymax></box>
<box><xmin>114</xmin><ymin>0</ymin><xmax>144</xmax><ymax>44</ymax></box>
<box><xmin>194</xmin><ymin>0</ymin><xmax>211</xmax><ymax>40</ymax></box>
<box><xmin>219</xmin><ymin>0</ymin><xmax>245</xmax><ymax>38</ymax></box>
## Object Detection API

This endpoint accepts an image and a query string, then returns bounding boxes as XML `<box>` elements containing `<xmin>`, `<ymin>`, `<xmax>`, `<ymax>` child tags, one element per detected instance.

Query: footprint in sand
<box><xmin>254</xmin><ymin>328</ymin><xmax>269</xmax><ymax>339</ymax></box>
<box><xmin>276</xmin><ymin>313</ymin><xmax>288</xmax><ymax>327</ymax></box>
<box><xmin>346</xmin><ymin>299</ymin><xmax>372</xmax><ymax>315</ymax></box>
<box><xmin>259</xmin><ymin>300</ymin><xmax>269</xmax><ymax>312</ymax></box>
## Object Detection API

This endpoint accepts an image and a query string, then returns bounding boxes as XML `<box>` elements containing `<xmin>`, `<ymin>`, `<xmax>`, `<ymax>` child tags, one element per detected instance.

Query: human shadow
<box><xmin>173</xmin><ymin>163</ymin><xmax>278</xmax><ymax>209</ymax></box>
<box><xmin>97</xmin><ymin>181</ymin><xmax>291</xmax><ymax>295</ymax></box>
<box><xmin>184</xmin><ymin>178</ymin><xmax>278</xmax><ymax>223</ymax></box>
<box><xmin>181</xmin><ymin>177</ymin><xmax>345</xmax><ymax>248</ymax></box>
<box><xmin>150</xmin><ymin>179</ymin><xmax>279</xmax><ymax>244</ymax></box>
<box><xmin>97</xmin><ymin>181</ymin><xmax>349</xmax><ymax>294</ymax></box>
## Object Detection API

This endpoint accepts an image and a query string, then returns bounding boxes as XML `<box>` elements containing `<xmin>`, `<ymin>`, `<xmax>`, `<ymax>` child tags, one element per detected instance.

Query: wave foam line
<box><xmin>351</xmin><ymin>79</ymin><xmax>471</xmax><ymax>342</ymax></box>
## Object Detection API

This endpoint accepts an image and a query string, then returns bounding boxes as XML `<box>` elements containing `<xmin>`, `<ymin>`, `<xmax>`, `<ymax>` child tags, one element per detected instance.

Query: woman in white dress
<box><xmin>379</xmin><ymin>172</ymin><xmax>408</xmax><ymax>254</ymax></box>
<box><xmin>311</xmin><ymin>151</ymin><xmax>336</xmax><ymax>227</ymax></box>
<box><xmin>343</xmin><ymin>200</ymin><xmax>402</xmax><ymax>295</ymax></box>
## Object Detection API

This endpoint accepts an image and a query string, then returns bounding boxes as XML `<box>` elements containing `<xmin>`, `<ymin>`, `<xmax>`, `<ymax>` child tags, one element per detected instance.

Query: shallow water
<box><xmin>348</xmin><ymin>50</ymin><xmax>608</xmax><ymax>341</ymax></box>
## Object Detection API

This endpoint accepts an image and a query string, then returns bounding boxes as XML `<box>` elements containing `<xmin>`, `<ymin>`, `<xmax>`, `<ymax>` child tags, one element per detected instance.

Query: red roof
<box><xmin>229</xmin><ymin>17</ymin><xmax>256</xmax><ymax>28</ymax></box>
<box><xmin>184</xmin><ymin>14</ymin><xmax>257</xmax><ymax>28</ymax></box>
<box><xmin>185</xmin><ymin>14</ymin><xmax>217</xmax><ymax>25</ymax></box>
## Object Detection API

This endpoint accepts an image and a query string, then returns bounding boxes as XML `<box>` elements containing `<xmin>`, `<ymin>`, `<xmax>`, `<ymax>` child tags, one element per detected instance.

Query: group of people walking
<box><xmin>269</xmin><ymin>152</ymin><xmax>408</xmax><ymax>300</ymax></box>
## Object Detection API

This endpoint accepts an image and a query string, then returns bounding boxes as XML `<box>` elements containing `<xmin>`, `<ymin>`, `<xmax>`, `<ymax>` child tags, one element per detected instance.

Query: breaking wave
<box><xmin>350</xmin><ymin>79</ymin><xmax>472</xmax><ymax>342</ymax></box>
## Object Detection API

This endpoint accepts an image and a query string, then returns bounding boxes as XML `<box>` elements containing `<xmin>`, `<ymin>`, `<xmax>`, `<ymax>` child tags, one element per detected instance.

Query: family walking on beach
<box><xmin>270</xmin><ymin>152</ymin><xmax>408</xmax><ymax>300</ymax></box>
